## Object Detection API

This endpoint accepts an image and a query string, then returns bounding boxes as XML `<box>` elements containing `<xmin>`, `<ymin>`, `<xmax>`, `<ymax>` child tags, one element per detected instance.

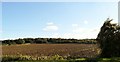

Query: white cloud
<box><xmin>72</xmin><ymin>28</ymin><xmax>85</xmax><ymax>33</ymax></box>
<box><xmin>70</xmin><ymin>29</ymin><xmax>99</xmax><ymax>39</ymax></box>
<box><xmin>72</xmin><ymin>25</ymin><xmax>100</xmax><ymax>39</ymax></box>
<box><xmin>42</xmin><ymin>25</ymin><xmax>100</xmax><ymax>39</ymax></box>
<box><xmin>83</xmin><ymin>20</ymin><xmax>88</xmax><ymax>24</ymax></box>
<box><xmin>43</xmin><ymin>22</ymin><xmax>58</xmax><ymax>31</ymax></box>
<box><xmin>42</xmin><ymin>22</ymin><xmax>100</xmax><ymax>39</ymax></box>
<box><xmin>71</xmin><ymin>23</ymin><xmax>100</xmax><ymax>39</ymax></box>
<box><xmin>43</xmin><ymin>26</ymin><xmax>58</xmax><ymax>31</ymax></box>
<box><xmin>72</xmin><ymin>24</ymin><xmax>78</xmax><ymax>27</ymax></box>
<box><xmin>47</xmin><ymin>22</ymin><xmax>54</xmax><ymax>25</ymax></box>
<box><xmin>51</xmin><ymin>33</ymin><xmax>60</xmax><ymax>38</ymax></box>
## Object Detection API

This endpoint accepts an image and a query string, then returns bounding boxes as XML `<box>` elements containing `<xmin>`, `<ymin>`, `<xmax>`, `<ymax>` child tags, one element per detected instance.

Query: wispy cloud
<box><xmin>71</xmin><ymin>23</ymin><xmax>100</xmax><ymax>39</ymax></box>
<box><xmin>46</xmin><ymin>22</ymin><xmax>54</xmax><ymax>25</ymax></box>
<box><xmin>72</xmin><ymin>24</ymin><xmax>78</xmax><ymax>27</ymax></box>
<box><xmin>43</xmin><ymin>22</ymin><xmax>58</xmax><ymax>31</ymax></box>
<box><xmin>83</xmin><ymin>20</ymin><xmax>88</xmax><ymax>24</ymax></box>
<box><xmin>63</xmin><ymin>28</ymin><xmax>99</xmax><ymax>39</ymax></box>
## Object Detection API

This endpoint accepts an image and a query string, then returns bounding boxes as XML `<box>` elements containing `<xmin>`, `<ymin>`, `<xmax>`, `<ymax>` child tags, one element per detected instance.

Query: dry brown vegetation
<box><xmin>2</xmin><ymin>44</ymin><xmax>99</xmax><ymax>58</ymax></box>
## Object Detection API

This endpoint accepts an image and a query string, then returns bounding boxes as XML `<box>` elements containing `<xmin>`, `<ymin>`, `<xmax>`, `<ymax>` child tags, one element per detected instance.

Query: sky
<box><xmin>1</xmin><ymin>0</ymin><xmax>119</xmax><ymax>2</ymax></box>
<box><xmin>0</xmin><ymin>2</ymin><xmax>1</xmax><ymax>57</ymax></box>
<box><xmin>1</xmin><ymin>2</ymin><xmax>118</xmax><ymax>40</ymax></box>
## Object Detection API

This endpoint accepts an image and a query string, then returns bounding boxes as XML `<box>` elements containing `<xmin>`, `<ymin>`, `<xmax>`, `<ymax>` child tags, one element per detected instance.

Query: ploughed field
<box><xmin>2</xmin><ymin>44</ymin><xmax>99</xmax><ymax>58</ymax></box>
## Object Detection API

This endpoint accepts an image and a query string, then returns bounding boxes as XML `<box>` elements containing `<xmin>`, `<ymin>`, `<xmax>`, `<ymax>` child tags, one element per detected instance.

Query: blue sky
<box><xmin>1</xmin><ymin>0</ymin><xmax>119</xmax><ymax>2</ymax></box>
<box><xmin>2</xmin><ymin>2</ymin><xmax>118</xmax><ymax>39</ymax></box>
<box><xmin>0</xmin><ymin>3</ymin><xmax>1</xmax><ymax>23</ymax></box>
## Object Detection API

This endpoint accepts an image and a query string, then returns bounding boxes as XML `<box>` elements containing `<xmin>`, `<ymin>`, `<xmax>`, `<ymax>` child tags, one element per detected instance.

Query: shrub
<box><xmin>97</xmin><ymin>18</ymin><xmax>120</xmax><ymax>57</ymax></box>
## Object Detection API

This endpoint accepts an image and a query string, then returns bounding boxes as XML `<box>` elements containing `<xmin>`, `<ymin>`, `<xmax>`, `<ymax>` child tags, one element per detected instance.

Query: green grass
<box><xmin>2</xmin><ymin>55</ymin><xmax>120</xmax><ymax>62</ymax></box>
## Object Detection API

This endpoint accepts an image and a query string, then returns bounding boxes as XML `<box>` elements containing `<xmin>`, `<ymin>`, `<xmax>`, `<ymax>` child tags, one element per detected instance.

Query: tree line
<box><xmin>1</xmin><ymin>38</ymin><xmax>97</xmax><ymax>45</ymax></box>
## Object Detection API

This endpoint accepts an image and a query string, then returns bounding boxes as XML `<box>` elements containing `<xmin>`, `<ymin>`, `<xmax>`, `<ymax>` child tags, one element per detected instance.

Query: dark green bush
<box><xmin>97</xmin><ymin>18</ymin><xmax>120</xmax><ymax>57</ymax></box>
